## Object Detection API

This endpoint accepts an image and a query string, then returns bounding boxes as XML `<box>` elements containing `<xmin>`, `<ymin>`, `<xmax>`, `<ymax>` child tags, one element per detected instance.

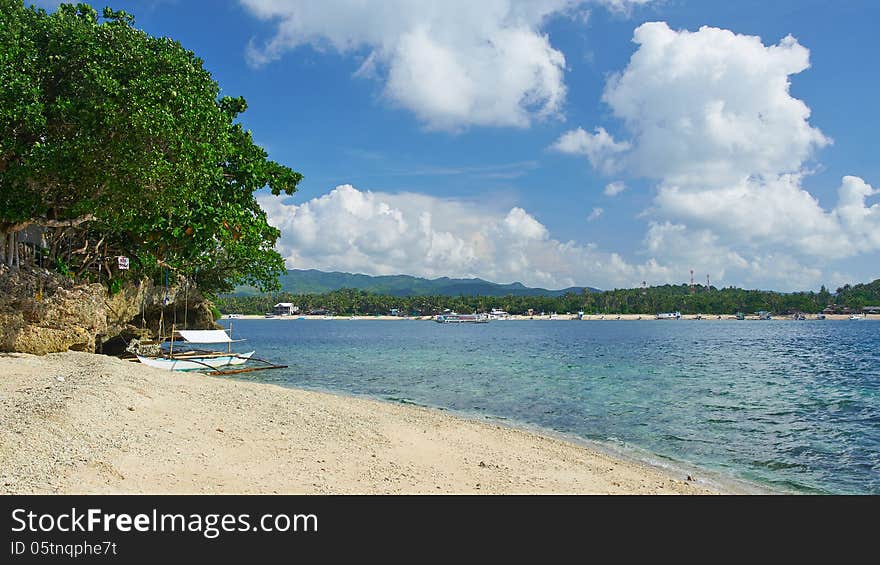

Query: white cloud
<box><xmin>239</xmin><ymin>0</ymin><xmax>655</xmax><ymax>130</ymax></box>
<box><xmin>643</xmin><ymin>221</ymin><xmax>834</xmax><ymax>290</ymax></box>
<box><xmin>587</xmin><ymin>207</ymin><xmax>603</xmax><ymax>221</ymax></box>
<box><xmin>603</xmin><ymin>181</ymin><xmax>626</xmax><ymax>197</ymax></box>
<box><xmin>599</xmin><ymin>0</ymin><xmax>655</xmax><ymax>15</ymax></box>
<box><xmin>556</xmin><ymin>22</ymin><xmax>831</xmax><ymax>186</ymax></box>
<box><xmin>260</xmin><ymin>184</ymin><xmax>671</xmax><ymax>289</ymax></box>
<box><xmin>551</xmin><ymin>126</ymin><xmax>630</xmax><ymax>174</ymax></box>
<box><xmin>833</xmin><ymin>175</ymin><xmax>880</xmax><ymax>254</ymax></box>
<box><xmin>601</xmin><ymin>22</ymin><xmax>830</xmax><ymax>187</ymax></box>
<box><xmin>554</xmin><ymin>22</ymin><xmax>880</xmax><ymax>288</ymax></box>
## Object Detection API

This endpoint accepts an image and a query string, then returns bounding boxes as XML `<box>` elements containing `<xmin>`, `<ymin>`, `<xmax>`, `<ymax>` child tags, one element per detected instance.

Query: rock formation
<box><xmin>0</xmin><ymin>266</ymin><xmax>218</xmax><ymax>355</ymax></box>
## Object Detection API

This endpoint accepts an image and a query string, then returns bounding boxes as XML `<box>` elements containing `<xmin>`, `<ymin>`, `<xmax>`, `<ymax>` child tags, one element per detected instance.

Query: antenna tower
<box><xmin>689</xmin><ymin>269</ymin><xmax>695</xmax><ymax>294</ymax></box>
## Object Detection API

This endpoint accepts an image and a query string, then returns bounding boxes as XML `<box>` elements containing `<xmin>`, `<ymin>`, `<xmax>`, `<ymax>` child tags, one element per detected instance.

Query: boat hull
<box><xmin>435</xmin><ymin>315</ymin><xmax>489</xmax><ymax>323</ymax></box>
<box><xmin>136</xmin><ymin>351</ymin><xmax>255</xmax><ymax>371</ymax></box>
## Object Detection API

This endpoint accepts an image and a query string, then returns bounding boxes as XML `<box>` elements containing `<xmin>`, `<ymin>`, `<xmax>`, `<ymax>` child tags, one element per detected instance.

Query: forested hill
<box><xmin>218</xmin><ymin>278</ymin><xmax>880</xmax><ymax>316</ymax></box>
<box><xmin>233</xmin><ymin>269</ymin><xmax>599</xmax><ymax>297</ymax></box>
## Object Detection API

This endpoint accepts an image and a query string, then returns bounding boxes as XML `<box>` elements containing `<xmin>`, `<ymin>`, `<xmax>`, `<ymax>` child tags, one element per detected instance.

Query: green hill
<box><xmin>234</xmin><ymin>269</ymin><xmax>598</xmax><ymax>297</ymax></box>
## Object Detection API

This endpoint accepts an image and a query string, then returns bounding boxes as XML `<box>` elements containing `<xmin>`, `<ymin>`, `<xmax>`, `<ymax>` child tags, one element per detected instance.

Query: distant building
<box><xmin>863</xmin><ymin>306</ymin><xmax>880</xmax><ymax>314</ymax></box>
<box><xmin>273</xmin><ymin>302</ymin><xmax>298</xmax><ymax>316</ymax></box>
<box><xmin>389</xmin><ymin>308</ymin><xmax>399</xmax><ymax>317</ymax></box>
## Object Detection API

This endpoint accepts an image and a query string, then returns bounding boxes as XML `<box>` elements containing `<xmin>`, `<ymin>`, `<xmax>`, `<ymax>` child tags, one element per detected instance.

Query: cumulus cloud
<box><xmin>600</xmin><ymin>22</ymin><xmax>830</xmax><ymax>186</ymax></box>
<box><xmin>587</xmin><ymin>207</ymin><xmax>604</xmax><ymax>221</ymax></box>
<box><xmin>553</xmin><ymin>22</ymin><xmax>880</xmax><ymax>288</ymax></box>
<box><xmin>239</xmin><ymin>0</ymin><xmax>654</xmax><ymax>130</ymax></box>
<box><xmin>550</xmin><ymin>127</ymin><xmax>630</xmax><ymax>174</ymax></box>
<box><xmin>260</xmin><ymin>184</ymin><xmax>670</xmax><ymax>289</ymax></box>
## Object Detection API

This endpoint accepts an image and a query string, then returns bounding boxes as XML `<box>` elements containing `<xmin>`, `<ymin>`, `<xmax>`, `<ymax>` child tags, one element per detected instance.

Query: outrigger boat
<box><xmin>135</xmin><ymin>325</ymin><xmax>286</xmax><ymax>376</ymax></box>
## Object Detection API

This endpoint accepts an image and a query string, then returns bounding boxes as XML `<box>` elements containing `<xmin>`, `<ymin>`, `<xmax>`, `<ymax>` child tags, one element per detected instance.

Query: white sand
<box><xmin>0</xmin><ymin>351</ymin><xmax>717</xmax><ymax>494</ymax></box>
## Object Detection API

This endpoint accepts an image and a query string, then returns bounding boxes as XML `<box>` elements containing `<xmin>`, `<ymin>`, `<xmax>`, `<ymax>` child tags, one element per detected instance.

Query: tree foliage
<box><xmin>0</xmin><ymin>1</ymin><xmax>301</xmax><ymax>292</ymax></box>
<box><xmin>215</xmin><ymin>279</ymin><xmax>880</xmax><ymax>316</ymax></box>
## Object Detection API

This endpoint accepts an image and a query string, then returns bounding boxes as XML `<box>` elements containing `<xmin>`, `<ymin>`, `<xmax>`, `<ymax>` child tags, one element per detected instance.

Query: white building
<box><xmin>273</xmin><ymin>303</ymin><xmax>299</xmax><ymax>316</ymax></box>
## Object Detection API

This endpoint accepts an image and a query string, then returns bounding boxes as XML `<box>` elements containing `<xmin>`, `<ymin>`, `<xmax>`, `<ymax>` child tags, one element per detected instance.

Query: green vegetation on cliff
<box><xmin>0</xmin><ymin>1</ymin><xmax>300</xmax><ymax>294</ymax></box>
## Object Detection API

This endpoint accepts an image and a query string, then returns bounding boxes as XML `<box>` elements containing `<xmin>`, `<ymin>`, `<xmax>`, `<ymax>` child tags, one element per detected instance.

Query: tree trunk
<box><xmin>6</xmin><ymin>232</ymin><xmax>14</xmax><ymax>268</ymax></box>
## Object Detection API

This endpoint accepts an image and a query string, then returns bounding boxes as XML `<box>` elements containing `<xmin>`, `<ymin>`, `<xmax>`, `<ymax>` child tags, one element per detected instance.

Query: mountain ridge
<box><xmin>235</xmin><ymin>269</ymin><xmax>599</xmax><ymax>297</ymax></box>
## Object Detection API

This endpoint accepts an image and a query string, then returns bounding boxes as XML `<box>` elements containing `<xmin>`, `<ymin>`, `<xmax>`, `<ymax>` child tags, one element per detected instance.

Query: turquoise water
<box><xmin>225</xmin><ymin>319</ymin><xmax>880</xmax><ymax>494</ymax></box>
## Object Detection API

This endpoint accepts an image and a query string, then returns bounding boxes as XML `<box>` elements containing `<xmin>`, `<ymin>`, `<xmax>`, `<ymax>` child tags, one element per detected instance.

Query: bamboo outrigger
<box><xmin>134</xmin><ymin>323</ymin><xmax>287</xmax><ymax>375</ymax></box>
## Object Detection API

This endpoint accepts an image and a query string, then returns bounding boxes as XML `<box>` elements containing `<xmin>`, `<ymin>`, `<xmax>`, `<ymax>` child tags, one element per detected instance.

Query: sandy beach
<box><xmin>0</xmin><ymin>351</ymin><xmax>716</xmax><ymax>495</ymax></box>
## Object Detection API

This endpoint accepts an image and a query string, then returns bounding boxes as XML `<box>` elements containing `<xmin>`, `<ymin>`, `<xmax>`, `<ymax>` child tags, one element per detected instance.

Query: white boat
<box><xmin>488</xmin><ymin>308</ymin><xmax>510</xmax><ymax>320</ymax></box>
<box><xmin>136</xmin><ymin>329</ymin><xmax>256</xmax><ymax>372</ymax></box>
<box><xmin>137</xmin><ymin>351</ymin><xmax>254</xmax><ymax>371</ymax></box>
<box><xmin>435</xmin><ymin>312</ymin><xmax>489</xmax><ymax>324</ymax></box>
<box><xmin>849</xmin><ymin>314</ymin><xmax>865</xmax><ymax>320</ymax></box>
<box><xmin>656</xmin><ymin>312</ymin><xmax>681</xmax><ymax>320</ymax></box>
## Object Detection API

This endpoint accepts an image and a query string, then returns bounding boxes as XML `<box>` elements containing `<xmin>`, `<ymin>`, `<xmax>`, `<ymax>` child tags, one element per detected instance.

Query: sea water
<box><xmin>225</xmin><ymin>319</ymin><xmax>880</xmax><ymax>494</ymax></box>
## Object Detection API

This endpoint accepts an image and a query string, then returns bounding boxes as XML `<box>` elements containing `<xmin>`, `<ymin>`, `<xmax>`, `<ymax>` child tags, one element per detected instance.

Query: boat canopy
<box><xmin>176</xmin><ymin>329</ymin><xmax>242</xmax><ymax>343</ymax></box>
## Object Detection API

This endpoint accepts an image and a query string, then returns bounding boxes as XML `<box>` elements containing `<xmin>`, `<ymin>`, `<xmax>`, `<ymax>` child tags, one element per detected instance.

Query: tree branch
<box><xmin>8</xmin><ymin>214</ymin><xmax>97</xmax><ymax>233</ymax></box>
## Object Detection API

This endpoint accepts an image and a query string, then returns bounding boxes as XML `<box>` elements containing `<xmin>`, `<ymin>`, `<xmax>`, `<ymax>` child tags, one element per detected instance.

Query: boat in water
<box><xmin>435</xmin><ymin>312</ymin><xmax>489</xmax><ymax>324</ymax></box>
<box><xmin>656</xmin><ymin>312</ymin><xmax>681</xmax><ymax>320</ymax></box>
<box><xmin>849</xmin><ymin>314</ymin><xmax>866</xmax><ymax>320</ymax></box>
<box><xmin>488</xmin><ymin>308</ymin><xmax>511</xmax><ymax>320</ymax></box>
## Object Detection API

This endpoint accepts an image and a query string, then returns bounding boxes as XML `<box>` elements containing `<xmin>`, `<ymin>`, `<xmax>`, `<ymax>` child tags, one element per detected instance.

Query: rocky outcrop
<box><xmin>0</xmin><ymin>266</ymin><xmax>218</xmax><ymax>355</ymax></box>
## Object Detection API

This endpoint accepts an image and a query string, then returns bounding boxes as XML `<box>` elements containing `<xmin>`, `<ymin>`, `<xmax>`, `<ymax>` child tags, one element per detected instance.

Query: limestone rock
<box><xmin>0</xmin><ymin>266</ymin><xmax>219</xmax><ymax>355</ymax></box>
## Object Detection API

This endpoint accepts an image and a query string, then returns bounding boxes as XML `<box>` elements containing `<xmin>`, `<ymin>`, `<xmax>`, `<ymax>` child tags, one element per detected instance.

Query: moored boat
<box><xmin>435</xmin><ymin>312</ymin><xmax>489</xmax><ymax>323</ymax></box>
<box><xmin>488</xmin><ymin>308</ymin><xmax>510</xmax><ymax>320</ymax></box>
<box><xmin>656</xmin><ymin>311</ymin><xmax>681</xmax><ymax>320</ymax></box>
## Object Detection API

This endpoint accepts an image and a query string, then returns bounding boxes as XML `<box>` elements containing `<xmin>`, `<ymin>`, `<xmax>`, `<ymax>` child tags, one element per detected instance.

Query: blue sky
<box><xmin>32</xmin><ymin>0</ymin><xmax>880</xmax><ymax>290</ymax></box>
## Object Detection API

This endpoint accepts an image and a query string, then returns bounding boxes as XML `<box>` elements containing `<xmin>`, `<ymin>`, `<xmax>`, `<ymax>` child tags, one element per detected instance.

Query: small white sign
<box><xmin>117</xmin><ymin>256</ymin><xmax>130</xmax><ymax>270</ymax></box>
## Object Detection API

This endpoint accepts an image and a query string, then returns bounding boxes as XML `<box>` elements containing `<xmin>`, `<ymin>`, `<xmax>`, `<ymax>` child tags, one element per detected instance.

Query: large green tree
<box><xmin>0</xmin><ymin>1</ymin><xmax>301</xmax><ymax>292</ymax></box>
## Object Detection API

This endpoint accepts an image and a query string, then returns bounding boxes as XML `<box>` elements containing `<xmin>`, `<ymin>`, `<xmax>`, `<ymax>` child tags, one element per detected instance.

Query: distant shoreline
<box><xmin>224</xmin><ymin>313</ymin><xmax>873</xmax><ymax>321</ymax></box>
